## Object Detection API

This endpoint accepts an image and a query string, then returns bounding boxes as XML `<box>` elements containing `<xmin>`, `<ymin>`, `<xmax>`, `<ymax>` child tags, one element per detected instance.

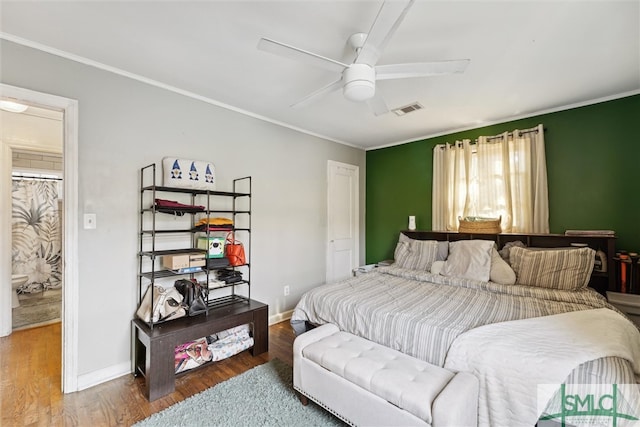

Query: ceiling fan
<box><xmin>257</xmin><ymin>0</ymin><xmax>470</xmax><ymax>116</ymax></box>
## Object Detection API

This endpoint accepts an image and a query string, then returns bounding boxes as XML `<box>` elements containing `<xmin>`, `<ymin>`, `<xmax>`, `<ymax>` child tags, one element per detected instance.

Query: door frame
<box><xmin>326</xmin><ymin>160</ymin><xmax>359</xmax><ymax>283</ymax></box>
<box><xmin>0</xmin><ymin>83</ymin><xmax>79</xmax><ymax>393</ymax></box>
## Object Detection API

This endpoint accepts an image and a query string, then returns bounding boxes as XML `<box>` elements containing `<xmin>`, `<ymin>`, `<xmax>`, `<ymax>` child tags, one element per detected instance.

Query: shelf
<box><xmin>140</xmin><ymin>269</ymin><xmax>207</xmax><ymax>280</ymax></box>
<box><xmin>140</xmin><ymin>229</ymin><xmax>193</xmax><ymax>235</ymax></box>
<box><xmin>141</xmin><ymin>208</ymin><xmax>205</xmax><ymax>215</ymax></box>
<box><xmin>204</xmin><ymin>209</ymin><xmax>251</xmax><ymax>214</ymax></box>
<box><xmin>140</xmin><ymin>248</ymin><xmax>206</xmax><ymax>257</ymax></box>
<box><xmin>142</xmin><ymin>185</ymin><xmax>249</xmax><ymax>198</ymax></box>
<box><xmin>136</xmin><ymin>166</ymin><xmax>259</xmax><ymax>402</ymax></box>
<box><xmin>208</xmin><ymin>280</ymin><xmax>249</xmax><ymax>290</ymax></box>
<box><xmin>142</xmin><ymin>208</ymin><xmax>251</xmax><ymax>216</ymax></box>
<box><xmin>134</xmin><ymin>295</ymin><xmax>252</xmax><ymax>331</ymax></box>
<box><xmin>207</xmin><ymin>294</ymin><xmax>250</xmax><ymax>309</ymax></box>
<box><xmin>206</xmin><ymin>263</ymin><xmax>249</xmax><ymax>270</ymax></box>
<box><xmin>138</xmin><ymin>165</ymin><xmax>252</xmax><ymax>328</ymax></box>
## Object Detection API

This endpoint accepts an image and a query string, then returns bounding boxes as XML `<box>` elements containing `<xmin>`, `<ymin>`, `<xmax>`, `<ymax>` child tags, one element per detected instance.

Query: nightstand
<box><xmin>352</xmin><ymin>264</ymin><xmax>377</xmax><ymax>276</ymax></box>
<box><xmin>607</xmin><ymin>291</ymin><xmax>640</xmax><ymax>327</ymax></box>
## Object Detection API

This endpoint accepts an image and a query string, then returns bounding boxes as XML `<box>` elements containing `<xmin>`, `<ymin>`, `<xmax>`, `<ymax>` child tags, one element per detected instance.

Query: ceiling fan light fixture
<box><xmin>343</xmin><ymin>80</ymin><xmax>375</xmax><ymax>102</ymax></box>
<box><xmin>343</xmin><ymin>64</ymin><xmax>375</xmax><ymax>102</ymax></box>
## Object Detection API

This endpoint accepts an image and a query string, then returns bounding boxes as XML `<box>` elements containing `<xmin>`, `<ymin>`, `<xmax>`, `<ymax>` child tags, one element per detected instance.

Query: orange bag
<box><xmin>225</xmin><ymin>232</ymin><xmax>246</xmax><ymax>266</ymax></box>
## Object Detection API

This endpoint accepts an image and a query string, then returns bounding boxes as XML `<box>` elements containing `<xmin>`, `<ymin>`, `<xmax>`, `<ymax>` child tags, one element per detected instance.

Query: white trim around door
<box><xmin>0</xmin><ymin>83</ymin><xmax>79</xmax><ymax>393</ymax></box>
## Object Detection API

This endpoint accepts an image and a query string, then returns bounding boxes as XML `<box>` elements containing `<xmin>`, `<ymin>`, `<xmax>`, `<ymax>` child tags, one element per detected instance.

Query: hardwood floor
<box><xmin>0</xmin><ymin>320</ymin><xmax>297</xmax><ymax>426</ymax></box>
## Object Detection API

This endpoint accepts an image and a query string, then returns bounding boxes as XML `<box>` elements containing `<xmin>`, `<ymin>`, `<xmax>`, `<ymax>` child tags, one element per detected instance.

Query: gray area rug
<box><xmin>13</xmin><ymin>288</ymin><xmax>61</xmax><ymax>330</ymax></box>
<box><xmin>133</xmin><ymin>358</ymin><xmax>346</xmax><ymax>427</ymax></box>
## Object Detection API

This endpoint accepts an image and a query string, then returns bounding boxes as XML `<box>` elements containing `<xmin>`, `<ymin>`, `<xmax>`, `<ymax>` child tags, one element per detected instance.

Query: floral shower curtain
<box><xmin>12</xmin><ymin>179</ymin><xmax>62</xmax><ymax>292</ymax></box>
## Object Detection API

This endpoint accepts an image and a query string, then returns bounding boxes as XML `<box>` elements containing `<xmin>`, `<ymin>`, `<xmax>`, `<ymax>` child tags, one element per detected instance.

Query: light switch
<box><xmin>84</xmin><ymin>213</ymin><xmax>97</xmax><ymax>229</ymax></box>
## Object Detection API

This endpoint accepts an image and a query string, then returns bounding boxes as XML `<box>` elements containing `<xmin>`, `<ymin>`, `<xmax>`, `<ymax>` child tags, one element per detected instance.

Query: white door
<box><xmin>327</xmin><ymin>161</ymin><xmax>359</xmax><ymax>283</ymax></box>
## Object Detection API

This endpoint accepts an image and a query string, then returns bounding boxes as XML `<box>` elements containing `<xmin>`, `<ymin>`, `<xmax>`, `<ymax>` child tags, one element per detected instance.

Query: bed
<box><xmin>291</xmin><ymin>231</ymin><xmax>640</xmax><ymax>426</ymax></box>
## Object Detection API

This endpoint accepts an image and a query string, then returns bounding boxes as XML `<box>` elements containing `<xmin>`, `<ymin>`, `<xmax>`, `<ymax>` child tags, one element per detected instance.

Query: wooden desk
<box><xmin>133</xmin><ymin>299</ymin><xmax>268</xmax><ymax>401</ymax></box>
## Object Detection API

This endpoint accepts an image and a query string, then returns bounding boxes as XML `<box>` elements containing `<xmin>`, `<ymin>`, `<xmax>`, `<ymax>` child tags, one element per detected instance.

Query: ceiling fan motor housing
<box><xmin>343</xmin><ymin>64</ymin><xmax>375</xmax><ymax>102</ymax></box>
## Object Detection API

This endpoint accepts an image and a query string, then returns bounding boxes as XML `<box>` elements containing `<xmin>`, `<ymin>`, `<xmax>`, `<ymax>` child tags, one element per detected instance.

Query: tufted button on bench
<box><xmin>293</xmin><ymin>324</ymin><xmax>478</xmax><ymax>427</ymax></box>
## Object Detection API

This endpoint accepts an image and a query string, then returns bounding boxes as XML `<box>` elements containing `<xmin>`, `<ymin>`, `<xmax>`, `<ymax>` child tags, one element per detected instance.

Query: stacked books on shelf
<box><xmin>170</xmin><ymin>266</ymin><xmax>202</xmax><ymax>274</ymax></box>
<box><xmin>613</xmin><ymin>252</ymin><xmax>639</xmax><ymax>294</ymax></box>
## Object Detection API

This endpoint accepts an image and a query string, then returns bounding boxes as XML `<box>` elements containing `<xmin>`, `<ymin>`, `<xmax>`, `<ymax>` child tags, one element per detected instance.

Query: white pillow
<box><xmin>430</xmin><ymin>260</ymin><xmax>445</xmax><ymax>275</ymax></box>
<box><xmin>394</xmin><ymin>240</ymin><xmax>440</xmax><ymax>271</ymax></box>
<box><xmin>490</xmin><ymin>247</ymin><xmax>516</xmax><ymax>285</ymax></box>
<box><xmin>441</xmin><ymin>240</ymin><xmax>494</xmax><ymax>282</ymax></box>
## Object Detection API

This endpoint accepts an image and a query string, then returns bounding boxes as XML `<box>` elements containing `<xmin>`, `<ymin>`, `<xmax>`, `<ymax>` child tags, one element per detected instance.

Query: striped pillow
<box><xmin>394</xmin><ymin>240</ymin><xmax>440</xmax><ymax>271</ymax></box>
<box><xmin>399</xmin><ymin>234</ymin><xmax>449</xmax><ymax>261</ymax></box>
<box><xmin>510</xmin><ymin>246</ymin><xmax>595</xmax><ymax>290</ymax></box>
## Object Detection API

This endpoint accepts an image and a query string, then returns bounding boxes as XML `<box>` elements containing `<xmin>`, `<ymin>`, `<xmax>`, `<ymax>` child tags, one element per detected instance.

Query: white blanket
<box><xmin>444</xmin><ymin>308</ymin><xmax>640</xmax><ymax>427</ymax></box>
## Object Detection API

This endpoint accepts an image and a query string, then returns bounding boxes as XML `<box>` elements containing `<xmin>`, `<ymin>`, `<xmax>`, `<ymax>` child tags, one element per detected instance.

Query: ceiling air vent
<box><xmin>392</xmin><ymin>102</ymin><xmax>424</xmax><ymax>116</ymax></box>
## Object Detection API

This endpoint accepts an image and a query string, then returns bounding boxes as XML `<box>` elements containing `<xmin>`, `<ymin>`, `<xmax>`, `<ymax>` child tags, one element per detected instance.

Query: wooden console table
<box><xmin>133</xmin><ymin>299</ymin><xmax>268</xmax><ymax>401</ymax></box>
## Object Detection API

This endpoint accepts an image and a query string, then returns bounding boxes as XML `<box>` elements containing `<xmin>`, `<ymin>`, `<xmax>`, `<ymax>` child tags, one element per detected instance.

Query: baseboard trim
<box><xmin>77</xmin><ymin>361</ymin><xmax>130</xmax><ymax>391</ymax></box>
<box><xmin>269</xmin><ymin>309</ymin><xmax>293</xmax><ymax>325</ymax></box>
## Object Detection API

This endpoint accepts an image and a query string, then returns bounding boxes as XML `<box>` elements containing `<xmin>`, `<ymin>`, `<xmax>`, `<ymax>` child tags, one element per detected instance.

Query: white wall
<box><xmin>0</xmin><ymin>40</ymin><xmax>365</xmax><ymax>382</ymax></box>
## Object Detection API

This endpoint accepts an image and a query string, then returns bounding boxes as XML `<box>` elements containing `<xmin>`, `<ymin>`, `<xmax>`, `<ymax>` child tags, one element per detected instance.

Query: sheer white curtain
<box><xmin>432</xmin><ymin>124</ymin><xmax>548</xmax><ymax>233</ymax></box>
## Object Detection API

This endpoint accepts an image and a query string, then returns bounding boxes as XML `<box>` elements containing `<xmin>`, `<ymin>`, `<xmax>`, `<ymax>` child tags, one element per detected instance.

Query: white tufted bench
<box><xmin>293</xmin><ymin>324</ymin><xmax>478</xmax><ymax>427</ymax></box>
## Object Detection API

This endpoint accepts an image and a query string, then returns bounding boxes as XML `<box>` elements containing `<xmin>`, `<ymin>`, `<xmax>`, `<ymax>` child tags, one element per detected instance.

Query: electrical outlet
<box><xmin>284</xmin><ymin>285</ymin><xmax>290</xmax><ymax>296</ymax></box>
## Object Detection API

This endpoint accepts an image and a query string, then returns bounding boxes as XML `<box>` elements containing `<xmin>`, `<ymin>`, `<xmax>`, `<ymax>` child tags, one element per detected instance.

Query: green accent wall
<box><xmin>366</xmin><ymin>94</ymin><xmax>640</xmax><ymax>263</ymax></box>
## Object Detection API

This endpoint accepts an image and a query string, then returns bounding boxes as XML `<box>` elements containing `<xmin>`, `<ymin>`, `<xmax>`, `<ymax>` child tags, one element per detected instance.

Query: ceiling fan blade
<box><xmin>258</xmin><ymin>37</ymin><xmax>347</xmax><ymax>74</ymax></box>
<box><xmin>355</xmin><ymin>0</ymin><xmax>415</xmax><ymax>67</ymax></box>
<box><xmin>290</xmin><ymin>79</ymin><xmax>343</xmax><ymax>109</ymax></box>
<box><xmin>375</xmin><ymin>59</ymin><xmax>470</xmax><ymax>80</ymax></box>
<box><xmin>367</xmin><ymin>92</ymin><xmax>389</xmax><ymax>116</ymax></box>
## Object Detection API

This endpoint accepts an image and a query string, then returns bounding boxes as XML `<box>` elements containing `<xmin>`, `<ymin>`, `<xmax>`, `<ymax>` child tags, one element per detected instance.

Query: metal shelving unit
<box><xmin>137</xmin><ymin>163</ymin><xmax>252</xmax><ymax>328</ymax></box>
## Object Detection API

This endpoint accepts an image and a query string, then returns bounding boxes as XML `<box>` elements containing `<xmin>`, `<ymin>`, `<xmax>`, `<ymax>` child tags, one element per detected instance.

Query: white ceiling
<box><xmin>1</xmin><ymin>106</ymin><xmax>63</xmax><ymax>151</ymax></box>
<box><xmin>1</xmin><ymin>1</ymin><xmax>639</xmax><ymax>150</ymax></box>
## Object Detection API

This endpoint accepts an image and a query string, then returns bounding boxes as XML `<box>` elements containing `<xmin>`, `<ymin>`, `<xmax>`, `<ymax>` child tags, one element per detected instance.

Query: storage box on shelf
<box><xmin>135</xmin><ymin>163</ymin><xmax>266</xmax><ymax>401</ymax></box>
<box><xmin>162</xmin><ymin>252</ymin><xmax>206</xmax><ymax>270</ymax></box>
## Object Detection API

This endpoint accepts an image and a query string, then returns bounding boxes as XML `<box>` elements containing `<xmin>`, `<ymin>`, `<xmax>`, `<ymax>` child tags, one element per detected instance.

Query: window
<box><xmin>432</xmin><ymin>124</ymin><xmax>548</xmax><ymax>233</ymax></box>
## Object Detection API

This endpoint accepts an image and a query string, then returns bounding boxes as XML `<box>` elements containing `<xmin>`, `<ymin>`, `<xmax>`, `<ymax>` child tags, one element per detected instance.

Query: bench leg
<box><xmin>296</xmin><ymin>391</ymin><xmax>309</xmax><ymax>406</ymax></box>
<box><xmin>251</xmin><ymin>306</ymin><xmax>269</xmax><ymax>355</ymax></box>
<box><xmin>146</xmin><ymin>338</ymin><xmax>176</xmax><ymax>401</ymax></box>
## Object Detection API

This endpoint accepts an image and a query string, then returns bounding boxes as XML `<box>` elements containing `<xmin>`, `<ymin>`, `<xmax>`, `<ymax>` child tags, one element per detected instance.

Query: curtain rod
<box><xmin>12</xmin><ymin>174</ymin><xmax>62</xmax><ymax>181</ymax></box>
<box><xmin>483</xmin><ymin>127</ymin><xmax>542</xmax><ymax>142</ymax></box>
<box><xmin>435</xmin><ymin>126</ymin><xmax>547</xmax><ymax>150</ymax></box>
<box><xmin>437</xmin><ymin>126</ymin><xmax>545</xmax><ymax>149</ymax></box>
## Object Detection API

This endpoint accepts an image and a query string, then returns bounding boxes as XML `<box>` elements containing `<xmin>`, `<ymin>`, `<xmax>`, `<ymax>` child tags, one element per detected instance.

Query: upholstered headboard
<box><xmin>401</xmin><ymin>230</ymin><xmax>616</xmax><ymax>295</ymax></box>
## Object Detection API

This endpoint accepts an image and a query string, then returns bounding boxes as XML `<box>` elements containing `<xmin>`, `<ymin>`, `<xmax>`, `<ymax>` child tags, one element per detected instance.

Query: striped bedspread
<box><xmin>291</xmin><ymin>266</ymin><xmax>639</xmax><ymax>424</ymax></box>
<box><xmin>292</xmin><ymin>265</ymin><xmax>619</xmax><ymax>366</ymax></box>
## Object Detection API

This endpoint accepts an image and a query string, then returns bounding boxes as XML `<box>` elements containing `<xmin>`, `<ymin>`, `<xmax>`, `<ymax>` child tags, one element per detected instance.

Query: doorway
<box><xmin>326</xmin><ymin>160</ymin><xmax>359</xmax><ymax>283</ymax></box>
<box><xmin>0</xmin><ymin>83</ymin><xmax>79</xmax><ymax>392</ymax></box>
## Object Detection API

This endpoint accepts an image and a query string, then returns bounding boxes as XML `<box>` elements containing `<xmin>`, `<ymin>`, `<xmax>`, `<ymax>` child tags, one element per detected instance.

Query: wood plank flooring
<box><xmin>0</xmin><ymin>320</ymin><xmax>297</xmax><ymax>426</ymax></box>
